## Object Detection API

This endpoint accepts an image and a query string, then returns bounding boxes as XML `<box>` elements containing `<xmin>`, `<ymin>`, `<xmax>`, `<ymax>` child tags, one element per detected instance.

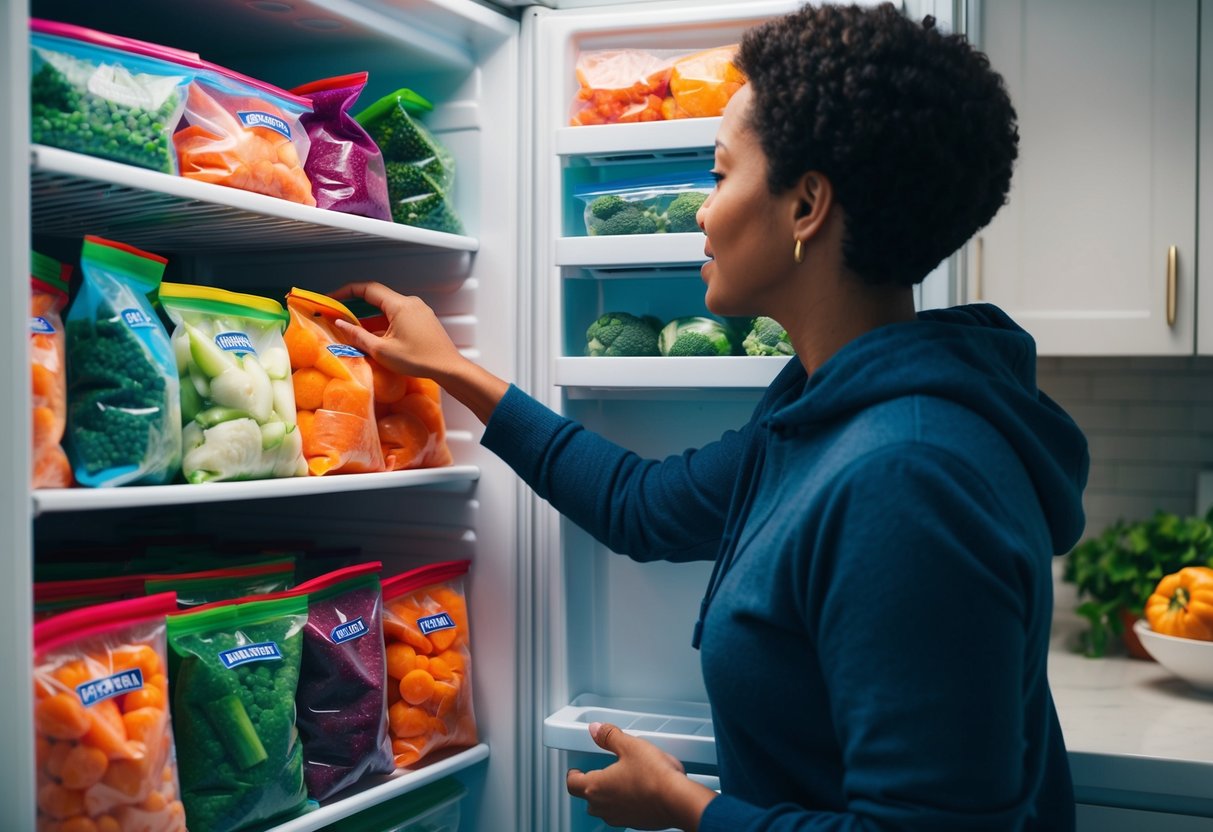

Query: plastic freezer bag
<box><xmin>167</xmin><ymin>594</ymin><xmax>308</xmax><ymax>832</ymax></box>
<box><xmin>160</xmin><ymin>282</ymin><xmax>306</xmax><ymax>483</ymax></box>
<box><xmin>569</xmin><ymin>48</ymin><xmax>674</xmax><ymax>126</ymax></box>
<box><xmin>174</xmin><ymin>64</ymin><xmax>314</xmax><ymax>206</ymax></box>
<box><xmin>291</xmin><ymin>72</ymin><xmax>391</xmax><ymax>221</ymax></box>
<box><xmin>33</xmin><ymin>592</ymin><xmax>185</xmax><ymax>832</ymax></box>
<box><xmin>31</xmin><ymin>251</ymin><xmax>73</xmax><ymax>489</ymax></box>
<box><xmin>144</xmin><ymin>558</ymin><xmax>297</xmax><ymax>609</ymax></box>
<box><xmin>293</xmin><ymin>563</ymin><xmax>394</xmax><ymax>800</ymax></box>
<box><xmin>30</xmin><ymin>18</ymin><xmax>196</xmax><ymax>173</ymax></box>
<box><xmin>66</xmin><ymin>236</ymin><xmax>181</xmax><ymax>488</ymax></box>
<box><xmin>574</xmin><ymin>171</ymin><xmax>714</xmax><ymax>236</ymax></box>
<box><xmin>666</xmin><ymin>45</ymin><xmax>745</xmax><ymax>119</ymax></box>
<box><xmin>284</xmin><ymin>288</ymin><xmax>385</xmax><ymax>476</ymax></box>
<box><xmin>380</xmin><ymin>560</ymin><xmax>478</xmax><ymax>768</ymax></box>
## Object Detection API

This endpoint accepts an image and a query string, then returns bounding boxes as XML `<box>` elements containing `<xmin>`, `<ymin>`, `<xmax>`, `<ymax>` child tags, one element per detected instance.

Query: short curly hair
<box><xmin>736</xmin><ymin>3</ymin><xmax>1018</xmax><ymax>287</ymax></box>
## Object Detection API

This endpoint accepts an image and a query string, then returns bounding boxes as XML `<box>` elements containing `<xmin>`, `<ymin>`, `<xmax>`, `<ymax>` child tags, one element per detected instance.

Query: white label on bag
<box><xmin>77</xmin><ymin>668</ymin><xmax>143</xmax><ymax>707</ymax></box>
<box><xmin>219</xmin><ymin>641</ymin><xmax>281</xmax><ymax>668</ymax></box>
<box><xmin>31</xmin><ymin>316</ymin><xmax>55</xmax><ymax>334</ymax></box>
<box><xmin>330</xmin><ymin>617</ymin><xmax>368</xmax><ymax>644</ymax></box>
<box><xmin>417</xmin><ymin>612</ymin><xmax>456</xmax><ymax>636</ymax></box>
<box><xmin>121</xmin><ymin>307</ymin><xmax>156</xmax><ymax>329</ymax></box>
<box><xmin>215</xmin><ymin>331</ymin><xmax>256</xmax><ymax>356</ymax></box>
<box><xmin>326</xmin><ymin>344</ymin><xmax>364</xmax><ymax>358</ymax></box>
<box><xmin>237</xmin><ymin>111</ymin><xmax>292</xmax><ymax>140</ymax></box>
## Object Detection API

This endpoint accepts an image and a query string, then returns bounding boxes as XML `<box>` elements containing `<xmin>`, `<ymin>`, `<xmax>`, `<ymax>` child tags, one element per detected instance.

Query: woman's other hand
<box><xmin>566</xmin><ymin>722</ymin><xmax>716</xmax><ymax>831</ymax></box>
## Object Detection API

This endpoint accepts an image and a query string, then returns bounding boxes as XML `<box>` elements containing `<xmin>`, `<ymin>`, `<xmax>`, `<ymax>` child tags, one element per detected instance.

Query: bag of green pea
<box><xmin>167</xmin><ymin>594</ymin><xmax>309</xmax><ymax>832</ymax></box>
<box><xmin>30</xmin><ymin>19</ymin><xmax>200</xmax><ymax>174</ymax></box>
<box><xmin>66</xmin><ymin>236</ymin><xmax>182</xmax><ymax>487</ymax></box>
<box><xmin>160</xmin><ymin>283</ymin><xmax>306</xmax><ymax>484</ymax></box>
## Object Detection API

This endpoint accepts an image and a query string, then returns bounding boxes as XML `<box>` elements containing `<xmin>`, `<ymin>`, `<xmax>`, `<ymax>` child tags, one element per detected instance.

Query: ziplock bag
<box><xmin>145</xmin><ymin>558</ymin><xmax>297</xmax><ymax>608</ymax></box>
<box><xmin>380</xmin><ymin>560</ymin><xmax>477</xmax><ymax>768</ymax></box>
<box><xmin>284</xmin><ymin>288</ymin><xmax>385</xmax><ymax>476</ymax></box>
<box><xmin>355</xmin><ymin>89</ymin><xmax>463</xmax><ymax>234</ymax></box>
<box><xmin>569</xmin><ymin>48</ymin><xmax>674</xmax><ymax>126</ymax></box>
<box><xmin>66</xmin><ymin>236</ymin><xmax>181</xmax><ymax>487</ymax></box>
<box><xmin>30</xmin><ymin>18</ymin><xmax>198</xmax><ymax>173</ymax></box>
<box><xmin>167</xmin><ymin>594</ymin><xmax>308</xmax><ymax>832</ymax></box>
<box><xmin>291</xmin><ymin>72</ymin><xmax>391</xmax><ymax>221</ymax></box>
<box><xmin>292</xmin><ymin>562</ymin><xmax>394</xmax><ymax>800</ymax></box>
<box><xmin>34</xmin><ymin>592</ymin><xmax>186</xmax><ymax>832</ymax></box>
<box><xmin>357</xmin><ymin>311</ymin><xmax>453</xmax><ymax>471</ymax></box>
<box><xmin>174</xmin><ymin>63</ymin><xmax>315</xmax><ymax>205</ymax></box>
<box><xmin>666</xmin><ymin>45</ymin><xmax>744</xmax><ymax>119</ymax></box>
<box><xmin>160</xmin><ymin>283</ymin><xmax>306</xmax><ymax>483</ymax></box>
<box><xmin>34</xmin><ymin>575</ymin><xmax>147</xmax><ymax>622</ymax></box>
<box><xmin>31</xmin><ymin>250</ymin><xmax>73</xmax><ymax>488</ymax></box>
<box><xmin>574</xmin><ymin>170</ymin><xmax>714</xmax><ymax>236</ymax></box>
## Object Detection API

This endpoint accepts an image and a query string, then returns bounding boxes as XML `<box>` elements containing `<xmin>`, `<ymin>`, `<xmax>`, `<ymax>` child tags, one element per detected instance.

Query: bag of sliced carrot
<box><xmin>30</xmin><ymin>251</ymin><xmax>72</xmax><ymax>488</ymax></box>
<box><xmin>380</xmin><ymin>560</ymin><xmax>478</xmax><ymax>768</ymax></box>
<box><xmin>284</xmin><ymin>288</ymin><xmax>385</xmax><ymax>476</ymax></box>
<box><xmin>174</xmin><ymin>63</ymin><xmax>315</xmax><ymax>206</ymax></box>
<box><xmin>33</xmin><ymin>592</ymin><xmax>186</xmax><ymax>832</ymax></box>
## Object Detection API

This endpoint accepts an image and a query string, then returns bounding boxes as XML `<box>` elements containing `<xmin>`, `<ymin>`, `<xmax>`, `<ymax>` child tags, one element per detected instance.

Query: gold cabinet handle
<box><xmin>974</xmin><ymin>236</ymin><xmax>983</xmax><ymax>302</ymax></box>
<box><xmin>1167</xmin><ymin>245</ymin><xmax>1178</xmax><ymax>327</ymax></box>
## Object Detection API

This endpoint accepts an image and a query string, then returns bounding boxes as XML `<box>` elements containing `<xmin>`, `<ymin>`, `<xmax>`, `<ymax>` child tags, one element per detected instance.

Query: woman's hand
<box><xmin>566</xmin><ymin>722</ymin><xmax>716</xmax><ymax>832</ymax></box>
<box><xmin>329</xmin><ymin>281</ymin><xmax>509</xmax><ymax>425</ymax></box>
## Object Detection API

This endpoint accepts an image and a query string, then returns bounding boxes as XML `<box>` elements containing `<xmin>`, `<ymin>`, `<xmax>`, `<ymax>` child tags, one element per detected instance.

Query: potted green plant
<box><xmin>1063</xmin><ymin>509</ymin><xmax>1213</xmax><ymax>657</ymax></box>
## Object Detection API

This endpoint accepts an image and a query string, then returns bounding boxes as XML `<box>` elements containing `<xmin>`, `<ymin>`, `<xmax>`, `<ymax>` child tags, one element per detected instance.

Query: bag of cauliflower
<box><xmin>160</xmin><ymin>283</ymin><xmax>306</xmax><ymax>483</ymax></box>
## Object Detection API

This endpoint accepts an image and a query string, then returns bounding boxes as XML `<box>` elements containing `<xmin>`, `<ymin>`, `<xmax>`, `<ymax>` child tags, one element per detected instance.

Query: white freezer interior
<box><xmin>11</xmin><ymin>0</ymin><xmax>526</xmax><ymax>829</ymax></box>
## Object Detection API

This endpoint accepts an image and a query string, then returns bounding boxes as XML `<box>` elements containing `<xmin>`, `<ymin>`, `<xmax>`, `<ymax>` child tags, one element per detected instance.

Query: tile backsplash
<box><xmin>1037</xmin><ymin>356</ymin><xmax>1213</xmax><ymax>541</ymax></box>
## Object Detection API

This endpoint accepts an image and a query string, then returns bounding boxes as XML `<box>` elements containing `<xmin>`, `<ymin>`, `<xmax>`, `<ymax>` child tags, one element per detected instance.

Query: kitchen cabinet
<box><xmin>967</xmin><ymin>0</ymin><xmax>1198</xmax><ymax>356</ymax></box>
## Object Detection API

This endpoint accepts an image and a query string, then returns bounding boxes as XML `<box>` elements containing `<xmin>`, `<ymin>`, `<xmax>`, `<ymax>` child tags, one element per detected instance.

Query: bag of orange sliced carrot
<box><xmin>33</xmin><ymin>592</ymin><xmax>186</xmax><ymax>832</ymax></box>
<box><xmin>358</xmin><ymin>311</ymin><xmax>454</xmax><ymax>471</ymax></box>
<box><xmin>174</xmin><ymin>63</ymin><xmax>315</xmax><ymax>206</ymax></box>
<box><xmin>284</xmin><ymin>288</ymin><xmax>385</xmax><ymax>476</ymax></box>
<box><xmin>31</xmin><ymin>251</ymin><xmax>72</xmax><ymax>489</ymax></box>
<box><xmin>380</xmin><ymin>560</ymin><xmax>478</xmax><ymax>768</ymax></box>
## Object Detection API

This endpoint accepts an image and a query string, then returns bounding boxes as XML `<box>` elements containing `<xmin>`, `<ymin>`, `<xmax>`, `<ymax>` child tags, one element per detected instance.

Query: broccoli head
<box><xmin>594</xmin><ymin>206</ymin><xmax>659</xmax><ymax>236</ymax></box>
<box><xmin>658</xmin><ymin>316</ymin><xmax>737</xmax><ymax>357</ymax></box>
<box><xmin>742</xmin><ymin>316</ymin><xmax>795</xmax><ymax>356</ymax></box>
<box><xmin>666</xmin><ymin>191</ymin><xmax>708</xmax><ymax>233</ymax></box>
<box><xmin>589</xmin><ymin>194</ymin><xmax>630</xmax><ymax>220</ymax></box>
<box><xmin>385</xmin><ymin>162</ymin><xmax>465</xmax><ymax>235</ymax></box>
<box><xmin>586</xmin><ymin>312</ymin><xmax>661</xmax><ymax>356</ymax></box>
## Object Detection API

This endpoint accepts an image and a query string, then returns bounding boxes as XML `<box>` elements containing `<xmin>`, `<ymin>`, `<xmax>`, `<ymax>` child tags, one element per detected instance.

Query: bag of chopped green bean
<box><xmin>167</xmin><ymin>594</ymin><xmax>308</xmax><ymax>832</ymax></box>
<box><xmin>30</xmin><ymin>19</ymin><xmax>200</xmax><ymax>173</ymax></box>
<box><xmin>66</xmin><ymin>236</ymin><xmax>182</xmax><ymax>487</ymax></box>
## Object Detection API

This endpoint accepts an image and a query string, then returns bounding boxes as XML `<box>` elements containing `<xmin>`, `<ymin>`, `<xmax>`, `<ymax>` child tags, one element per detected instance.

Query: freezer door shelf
<box><xmin>544</xmin><ymin>694</ymin><xmax>717</xmax><ymax>765</ymax></box>
<box><xmin>31</xmin><ymin>145</ymin><xmax>479</xmax><ymax>254</ymax></box>
<box><xmin>555</xmin><ymin>118</ymin><xmax>720</xmax><ymax>163</ymax></box>
<box><xmin>269</xmin><ymin>743</ymin><xmax>488</xmax><ymax>832</ymax></box>
<box><xmin>555</xmin><ymin>356</ymin><xmax>791</xmax><ymax>391</ymax></box>
<box><xmin>555</xmin><ymin>233</ymin><xmax>707</xmax><ymax>270</ymax></box>
<box><xmin>33</xmin><ymin>464</ymin><xmax>480</xmax><ymax>515</ymax></box>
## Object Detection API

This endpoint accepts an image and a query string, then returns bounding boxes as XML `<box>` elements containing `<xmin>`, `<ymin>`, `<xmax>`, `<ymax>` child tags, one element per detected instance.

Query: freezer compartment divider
<box><xmin>544</xmin><ymin>694</ymin><xmax>716</xmax><ymax>766</ymax></box>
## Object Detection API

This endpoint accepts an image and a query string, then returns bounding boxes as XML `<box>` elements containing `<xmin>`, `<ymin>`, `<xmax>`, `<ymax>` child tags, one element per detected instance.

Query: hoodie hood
<box><xmin>771</xmin><ymin>303</ymin><xmax>1089</xmax><ymax>553</ymax></box>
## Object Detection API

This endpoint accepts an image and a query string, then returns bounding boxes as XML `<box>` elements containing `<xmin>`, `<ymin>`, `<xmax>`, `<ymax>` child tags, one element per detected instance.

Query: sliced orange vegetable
<box><xmin>292</xmin><ymin>368</ymin><xmax>328</xmax><ymax>411</ymax></box>
<box><xmin>371</xmin><ymin>362</ymin><xmax>408</xmax><ymax>404</ymax></box>
<box><xmin>284</xmin><ymin>318</ymin><xmax>321</xmax><ymax>369</ymax></box>
<box><xmin>36</xmin><ymin>694</ymin><xmax>91</xmax><ymax>741</ymax></box>
<box><xmin>385</xmin><ymin>643</ymin><xmax>417</xmax><ymax>680</ymax></box>
<box><xmin>60</xmin><ymin>745</ymin><xmax>109</xmax><ymax>790</ymax></box>
<box><xmin>38</xmin><ymin>783</ymin><xmax>85</xmax><ymax>820</ymax></box>
<box><xmin>400</xmin><ymin>668</ymin><xmax>436</xmax><ymax>706</ymax></box>
<box><xmin>322</xmin><ymin>377</ymin><xmax>373</xmax><ymax>416</ymax></box>
<box><xmin>81</xmin><ymin>698</ymin><xmax>137</xmax><ymax>761</ymax></box>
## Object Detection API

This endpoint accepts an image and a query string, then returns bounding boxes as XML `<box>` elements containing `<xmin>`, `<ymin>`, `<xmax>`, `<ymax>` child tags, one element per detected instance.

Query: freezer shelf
<box><xmin>33</xmin><ymin>464</ymin><xmax>480</xmax><ymax>515</ymax></box>
<box><xmin>269</xmin><ymin>743</ymin><xmax>489</xmax><ymax>832</ymax></box>
<box><xmin>555</xmin><ymin>233</ymin><xmax>706</xmax><ymax>269</ymax></box>
<box><xmin>544</xmin><ymin>694</ymin><xmax>716</xmax><ymax>766</ymax></box>
<box><xmin>555</xmin><ymin>119</ymin><xmax>720</xmax><ymax>163</ymax></box>
<box><xmin>555</xmin><ymin>356</ymin><xmax>791</xmax><ymax>390</ymax></box>
<box><xmin>31</xmin><ymin>145</ymin><xmax>479</xmax><ymax>253</ymax></box>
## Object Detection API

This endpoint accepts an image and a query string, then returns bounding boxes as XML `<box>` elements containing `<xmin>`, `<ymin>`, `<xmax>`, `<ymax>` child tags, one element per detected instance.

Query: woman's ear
<box><xmin>791</xmin><ymin>171</ymin><xmax>834</xmax><ymax>242</ymax></box>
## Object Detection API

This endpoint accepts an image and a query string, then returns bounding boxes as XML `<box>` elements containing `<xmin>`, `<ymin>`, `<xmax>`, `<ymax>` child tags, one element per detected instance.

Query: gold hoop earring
<box><xmin>793</xmin><ymin>238</ymin><xmax>804</xmax><ymax>264</ymax></box>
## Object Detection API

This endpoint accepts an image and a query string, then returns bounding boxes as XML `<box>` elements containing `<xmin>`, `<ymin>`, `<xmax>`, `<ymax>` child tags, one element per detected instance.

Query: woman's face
<box><xmin>696</xmin><ymin>84</ymin><xmax>797</xmax><ymax>317</ymax></box>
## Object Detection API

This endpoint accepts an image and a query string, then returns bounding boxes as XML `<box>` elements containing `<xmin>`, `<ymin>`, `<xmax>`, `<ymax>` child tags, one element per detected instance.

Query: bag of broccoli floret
<box><xmin>293</xmin><ymin>562</ymin><xmax>394</xmax><ymax>800</ymax></box>
<box><xmin>167</xmin><ymin>594</ymin><xmax>308</xmax><ymax>832</ymax></box>
<box><xmin>160</xmin><ymin>283</ymin><xmax>306</xmax><ymax>484</ymax></box>
<box><xmin>291</xmin><ymin>72</ymin><xmax>391</xmax><ymax>222</ymax></box>
<box><xmin>574</xmin><ymin>171</ymin><xmax>713</xmax><ymax>236</ymax></box>
<box><xmin>66</xmin><ymin>236</ymin><xmax>181</xmax><ymax>487</ymax></box>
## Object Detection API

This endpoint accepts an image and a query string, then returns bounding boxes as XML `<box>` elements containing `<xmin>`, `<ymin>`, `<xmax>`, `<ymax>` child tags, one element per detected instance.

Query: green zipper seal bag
<box><xmin>167</xmin><ymin>594</ymin><xmax>308</xmax><ymax>832</ymax></box>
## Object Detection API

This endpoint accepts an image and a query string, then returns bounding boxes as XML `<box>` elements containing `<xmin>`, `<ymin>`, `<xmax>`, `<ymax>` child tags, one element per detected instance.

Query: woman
<box><xmin>334</xmin><ymin>4</ymin><xmax>1088</xmax><ymax>830</ymax></box>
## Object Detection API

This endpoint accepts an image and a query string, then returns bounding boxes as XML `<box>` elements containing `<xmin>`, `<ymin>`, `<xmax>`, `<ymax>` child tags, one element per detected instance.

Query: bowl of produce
<box><xmin>1133</xmin><ymin>619</ymin><xmax>1213</xmax><ymax>692</ymax></box>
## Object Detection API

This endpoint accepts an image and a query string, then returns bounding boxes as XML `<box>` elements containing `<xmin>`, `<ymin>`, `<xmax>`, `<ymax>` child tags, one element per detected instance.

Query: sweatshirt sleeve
<box><xmin>480</xmin><ymin>384</ymin><xmax>746</xmax><ymax>563</ymax></box>
<box><xmin>700</xmin><ymin>442</ymin><xmax>1055</xmax><ymax>831</ymax></box>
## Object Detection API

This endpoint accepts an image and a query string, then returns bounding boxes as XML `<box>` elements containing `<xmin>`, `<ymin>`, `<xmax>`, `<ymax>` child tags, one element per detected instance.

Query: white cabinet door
<box><xmin>1197</xmin><ymin>1</ymin><xmax>1213</xmax><ymax>354</ymax></box>
<box><xmin>971</xmin><ymin>0</ymin><xmax>1198</xmax><ymax>356</ymax></box>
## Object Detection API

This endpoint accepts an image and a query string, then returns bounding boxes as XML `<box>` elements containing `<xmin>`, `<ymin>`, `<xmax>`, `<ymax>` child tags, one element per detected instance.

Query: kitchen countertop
<box><xmin>1049</xmin><ymin>614</ymin><xmax>1213</xmax><ymax>817</ymax></box>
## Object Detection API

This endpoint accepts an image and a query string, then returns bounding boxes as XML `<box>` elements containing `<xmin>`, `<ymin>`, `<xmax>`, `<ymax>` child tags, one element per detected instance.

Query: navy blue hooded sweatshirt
<box><xmin>482</xmin><ymin>304</ymin><xmax>1089</xmax><ymax>831</ymax></box>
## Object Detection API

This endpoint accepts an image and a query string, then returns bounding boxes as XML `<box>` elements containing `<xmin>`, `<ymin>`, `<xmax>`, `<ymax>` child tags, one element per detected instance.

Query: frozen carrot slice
<box><xmin>60</xmin><ymin>744</ymin><xmax>109</xmax><ymax>790</ymax></box>
<box><xmin>322</xmin><ymin>377</ymin><xmax>373</xmax><ymax>416</ymax></box>
<box><xmin>379</xmin><ymin>411</ymin><xmax>431</xmax><ymax>471</ymax></box>
<box><xmin>36</xmin><ymin>693</ymin><xmax>91</xmax><ymax>741</ymax></box>
<box><xmin>292</xmin><ymin>368</ymin><xmax>327</xmax><ymax>411</ymax></box>
<box><xmin>284</xmin><ymin>318</ymin><xmax>321</xmax><ymax>369</ymax></box>
<box><xmin>82</xmin><ymin>698</ymin><xmax>137</xmax><ymax>761</ymax></box>
<box><xmin>400</xmin><ymin>669</ymin><xmax>436</xmax><ymax>705</ymax></box>
<box><xmin>385</xmin><ymin>643</ymin><xmax>417</xmax><ymax>680</ymax></box>
<box><xmin>371</xmin><ymin>362</ymin><xmax>408</xmax><ymax>404</ymax></box>
<box><xmin>38</xmin><ymin>782</ymin><xmax>85</xmax><ymax>820</ymax></box>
